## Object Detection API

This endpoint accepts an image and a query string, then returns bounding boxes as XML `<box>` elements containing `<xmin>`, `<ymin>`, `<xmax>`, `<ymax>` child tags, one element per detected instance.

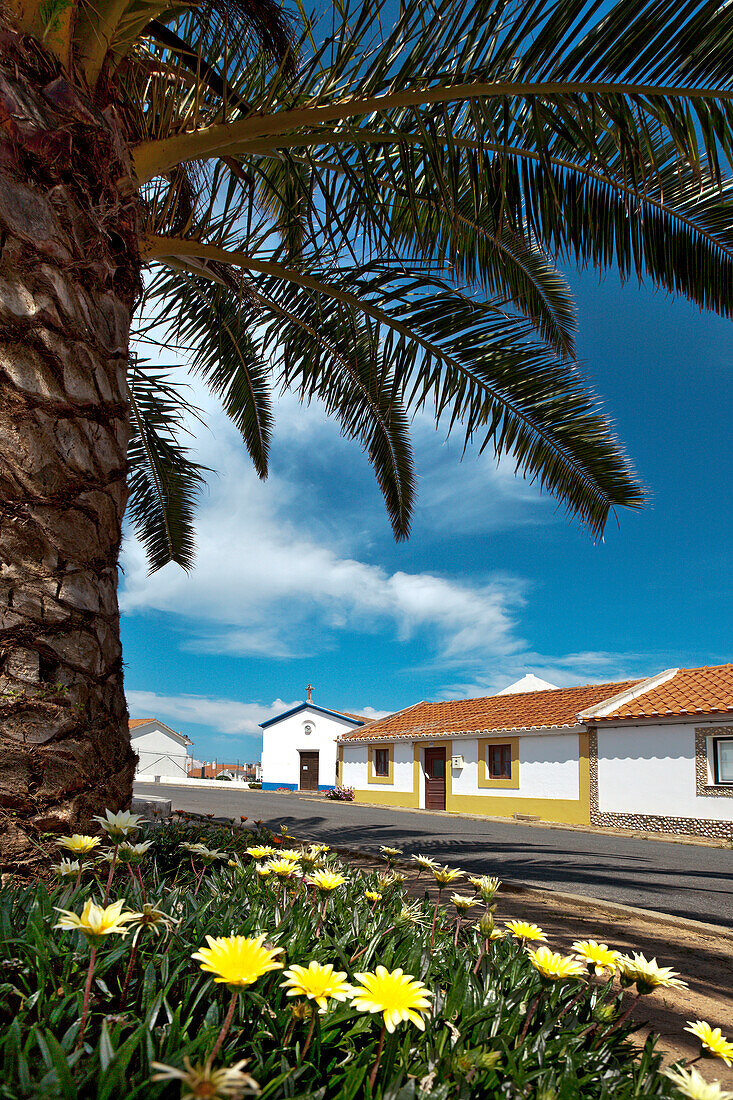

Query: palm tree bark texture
<box><xmin>0</xmin><ymin>52</ymin><xmax>138</xmax><ymax>864</ymax></box>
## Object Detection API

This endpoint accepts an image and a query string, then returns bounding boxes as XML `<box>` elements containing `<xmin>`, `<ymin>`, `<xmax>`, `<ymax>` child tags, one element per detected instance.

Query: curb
<box><xmin>332</xmin><ymin>844</ymin><xmax>733</xmax><ymax>944</ymax></box>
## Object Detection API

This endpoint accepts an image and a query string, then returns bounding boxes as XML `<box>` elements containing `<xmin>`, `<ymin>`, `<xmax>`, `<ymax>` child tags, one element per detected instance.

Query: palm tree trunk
<box><xmin>0</xmin><ymin>55</ymin><xmax>140</xmax><ymax>865</ymax></box>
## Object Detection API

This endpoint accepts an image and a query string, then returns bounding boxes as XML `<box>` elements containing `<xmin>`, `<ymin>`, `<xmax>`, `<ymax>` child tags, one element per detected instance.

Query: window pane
<box><xmin>432</xmin><ymin>759</ymin><xmax>445</xmax><ymax>778</ymax></box>
<box><xmin>489</xmin><ymin>744</ymin><xmax>512</xmax><ymax>779</ymax></box>
<box><xmin>718</xmin><ymin>740</ymin><xmax>733</xmax><ymax>782</ymax></box>
<box><xmin>374</xmin><ymin>749</ymin><xmax>388</xmax><ymax>776</ymax></box>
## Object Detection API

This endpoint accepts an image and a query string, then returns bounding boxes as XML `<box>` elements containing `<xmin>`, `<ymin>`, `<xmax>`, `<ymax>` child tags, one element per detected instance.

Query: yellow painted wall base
<box><xmin>447</xmin><ymin>792</ymin><xmax>590</xmax><ymax>826</ymax></box>
<box><xmin>354</xmin><ymin>788</ymin><xmax>420</xmax><ymax>808</ymax></box>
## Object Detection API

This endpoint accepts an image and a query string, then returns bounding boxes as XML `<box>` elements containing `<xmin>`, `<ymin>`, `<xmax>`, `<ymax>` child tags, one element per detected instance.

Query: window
<box><xmin>488</xmin><ymin>743</ymin><xmax>512</xmax><ymax>780</ymax></box>
<box><xmin>374</xmin><ymin>748</ymin><xmax>389</xmax><ymax>776</ymax></box>
<box><xmin>714</xmin><ymin>738</ymin><xmax>733</xmax><ymax>784</ymax></box>
<box><xmin>304</xmin><ymin>723</ymin><xmax>313</xmax><ymax>735</ymax></box>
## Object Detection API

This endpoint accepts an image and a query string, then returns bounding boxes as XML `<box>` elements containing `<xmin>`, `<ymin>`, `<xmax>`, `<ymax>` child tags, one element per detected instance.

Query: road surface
<box><xmin>133</xmin><ymin>782</ymin><xmax>733</xmax><ymax>926</ymax></box>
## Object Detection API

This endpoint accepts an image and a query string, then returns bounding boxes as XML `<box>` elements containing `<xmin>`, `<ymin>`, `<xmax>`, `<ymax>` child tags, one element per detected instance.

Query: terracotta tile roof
<box><xmin>129</xmin><ymin>718</ymin><xmax>154</xmax><ymax>729</ymax></box>
<box><xmin>591</xmin><ymin>664</ymin><xmax>733</xmax><ymax>721</ymax></box>
<box><xmin>334</xmin><ymin>710</ymin><xmax>372</xmax><ymax>724</ymax></box>
<box><xmin>338</xmin><ymin>681</ymin><xmax>641</xmax><ymax>742</ymax></box>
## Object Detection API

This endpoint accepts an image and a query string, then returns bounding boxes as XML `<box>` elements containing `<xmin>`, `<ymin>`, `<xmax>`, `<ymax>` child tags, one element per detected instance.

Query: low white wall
<box><xmin>451</xmin><ymin>732</ymin><xmax>580</xmax><ymax>800</ymax></box>
<box><xmin>597</xmin><ymin>721</ymin><xmax>733</xmax><ymax>821</ymax></box>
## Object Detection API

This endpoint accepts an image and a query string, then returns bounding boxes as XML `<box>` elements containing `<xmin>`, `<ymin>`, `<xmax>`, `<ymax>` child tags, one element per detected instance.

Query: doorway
<box><xmin>299</xmin><ymin>751</ymin><xmax>320</xmax><ymax>791</ymax></box>
<box><xmin>424</xmin><ymin>747</ymin><xmax>446</xmax><ymax>811</ymax></box>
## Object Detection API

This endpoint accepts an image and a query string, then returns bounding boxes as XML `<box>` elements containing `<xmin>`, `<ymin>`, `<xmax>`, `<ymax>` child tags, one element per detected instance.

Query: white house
<box><xmin>260</xmin><ymin>691</ymin><xmax>369</xmax><ymax>791</ymax></box>
<box><xmin>130</xmin><ymin>718</ymin><xmax>192</xmax><ymax>781</ymax></box>
<box><xmin>336</xmin><ymin>664</ymin><xmax>733</xmax><ymax>839</ymax></box>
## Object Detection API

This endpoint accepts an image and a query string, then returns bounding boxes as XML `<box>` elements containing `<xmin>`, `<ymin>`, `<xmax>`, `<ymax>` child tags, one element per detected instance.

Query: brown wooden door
<box><xmin>299</xmin><ymin>751</ymin><xmax>319</xmax><ymax>791</ymax></box>
<box><xmin>424</xmin><ymin>748</ymin><xmax>446</xmax><ymax>810</ymax></box>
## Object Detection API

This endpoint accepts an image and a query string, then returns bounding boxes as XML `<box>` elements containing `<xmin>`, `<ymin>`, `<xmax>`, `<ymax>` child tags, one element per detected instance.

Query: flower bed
<box><xmin>0</xmin><ymin>812</ymin><xmax>731</xmax><ymax>1099</ymax></box>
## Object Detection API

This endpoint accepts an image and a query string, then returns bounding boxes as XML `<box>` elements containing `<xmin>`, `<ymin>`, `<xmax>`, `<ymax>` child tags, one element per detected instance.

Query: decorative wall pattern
<box><xmin>695</xmin><ymin>727</ymin><xmax>733</xmax><ymax>797</ymax></box>
<box><xmin>588</xmin><ymin>727</ymin><xmax>733</xmax><ymax>840</ymax></box>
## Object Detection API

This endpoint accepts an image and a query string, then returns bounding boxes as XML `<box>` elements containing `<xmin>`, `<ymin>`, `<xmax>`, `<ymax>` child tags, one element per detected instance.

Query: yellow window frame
<box><xmin>478</xmin><ymin>736</ymin><xmax>519</xmax><ymax>789</ymax></box>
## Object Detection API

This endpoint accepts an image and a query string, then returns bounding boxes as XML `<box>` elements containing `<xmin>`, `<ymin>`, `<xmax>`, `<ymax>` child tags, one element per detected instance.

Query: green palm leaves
<box><xmin>125</xmin><ymin>0</ymin><xmax>733</xmax><ymax>567</ymax></box>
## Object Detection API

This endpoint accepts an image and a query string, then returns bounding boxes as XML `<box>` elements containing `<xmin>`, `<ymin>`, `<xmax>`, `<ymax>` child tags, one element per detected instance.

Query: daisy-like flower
<box><xmin>468</xmin><ymin>875</ymin><xmax>501</xmax><ymax>903</ymax></box>
<box><xmin>255</xmin><ymin>862</ymin><xmax>272</xmax><ymax>879</ymax></box>
<box><xmin>279</xmin><ymin>849</ymin><xmax>302</xmax><ymax>863</ymax></box>
<box><xmin>309</xmin><ymin>844</ymin><xmax>330</xmax><ymax>855</ymax></box>
<box><xmin>504</xmin><ymin>919</ymin><xmax>547</xmax><ymax>943</ymax></box>
<box><xmin>306</xmin><ymin>869</ymin><xmax>347</xmax><ymax>893</ymax></box>
<box><xmin>128</xmin><ymin>903</ymin><xmax>178</xmax><ymax>939</ymax></box>
<box><xmin>54</xmin><ymin>898</ymin><xmax>140</xmax><ymax>944</ymax></box>
<box><xmin>266</xmin><ymin>858</ymin><xmax>300</xmax><ymax>879</ymax></box>
<box><xmin>351</xmin><ymin>965</ymin><xmax>432</xmax><ymax>1032</ymax></box>
<box><xmin>527</xmin><ymin>946</ymin><xmax>586</xmax><ymax>981</ymax></box>
<box><xmin>664</xmin><ymin>1066</ymin><xmax>733</xmax><ymax>1100</ymax></box>
<box><xmin>192</xmin><ymin>933</ymin><xmax>284</xmax><ymax>988</ymax></box>
<box><xmin>388</xmin><ymin>872</ymin><xmax>406</xmax><ymax>886</ymax></box>
<box><xmin>450</xmin><ymin>894</ymin><xmax>475</xmax><ymax>914</ymax></box>
<box><xmin>572</xmin><ymin>940</ymin><xmax>622</xmax><ymax>975</ymax></box>
<box><xmin>618</xmin><ymin>952</ymin><xmax>688</xmax><ymax>994</ymax></box>
<box><xmin>411</xmin><ymin>854</ymin><xmax>438</xmax><ymax>873</ymax></box>
<box><xmin>118</xmin><ymin>840</ymin><xmax>153</xmax><ymax>865</ymax></box>
<box><xmin>92</xmin><ymin>809</ymin><xmax>143</xmax><ymax>843</ymax></box>
<box><xmin>281</xmin><ymin>962</ymin><xmax>353</xmax><ymax>1012</ymax></box>
<box><xmin>395</xmin><ymin>903</ymin><xmax>427</xmax><ymax>928</ymax></box>
<box><xmin>52</xmin><ymin>858</ymin><xmax>81</xmax><ymax>878</ymax></box>
<box><xmin>475</xmin><ymin>914</ymin><xmax>504</xmax><ymax>939</ymax></box>
<box><xmin>365</xmin><ymin>890</ymin><xmax>383</xmax><ymax>902</ymax></box>
<box><xmin>685</xmin><ymin>1021</ymin><xmax>733</xmax><ymax>1066</ymax></box>
<box><xmin>56</xmin><ymin>834</ymin><xmax>100</xmax><ymax>857</ymax></box>
<box><xmin>151</xmin><ymin>1057</ymin><xmax>258</xmax><ymax>1099</ymax></box>
<box><xmin>246</xmin><ymin>845</ymin><xmax>275</xmax><ymax>860</ymax></box>
<box><xmin>431</xmin><ymin>865</ymin><xmax>464</xmax><ymax>887</ymax></box>
<box><xmin>182</xmin><ymin>843</ymin><xmax>227</xmax><ymax>864</ymax></box>
<box><xmin>379</xmin><ymin>846</ymin><xmax>402</xmax><ymax>862</ymax></box>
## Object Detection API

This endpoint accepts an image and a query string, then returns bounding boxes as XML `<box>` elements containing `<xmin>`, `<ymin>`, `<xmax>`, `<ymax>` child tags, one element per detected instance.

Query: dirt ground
<box><xmin>338</xmin><ymin>846</ymin><xmax>733</xmax><ymax>1087</ymax></box>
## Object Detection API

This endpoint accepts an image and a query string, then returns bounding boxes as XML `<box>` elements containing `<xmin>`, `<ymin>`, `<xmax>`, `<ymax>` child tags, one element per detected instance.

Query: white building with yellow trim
<box><xmin>336</xmin><ymin>665</ymin><xmax>733</xmax><ymax>839</ymax></box>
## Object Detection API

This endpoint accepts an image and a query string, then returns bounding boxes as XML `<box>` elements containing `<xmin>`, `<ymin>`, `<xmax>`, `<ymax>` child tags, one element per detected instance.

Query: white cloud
<box><xmin>120</xmin><ymin>390</ymin><xmax>529</xmax><ymax>662</ymax></box>
<box><xmin>126</xmin><ymin>689</ymin><xmax>300</xmax><ymax>736</ymax></box>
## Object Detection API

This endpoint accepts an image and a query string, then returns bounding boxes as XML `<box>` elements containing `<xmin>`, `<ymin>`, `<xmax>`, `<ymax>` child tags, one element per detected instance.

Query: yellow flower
<box><xmin>128</xmin><ymin>903</ymin><xmax>178</xmax><ymax>939</ymax></box>
<box><xmin>151</xmin><ymin>1057</ymin><xmax>258</xmax><ymax>1099</ymax></box>
<box><xmin>279</xmin><ymin>849</ymin><xmax>302</xmax><ymax>863</ymax></box>
<box><xmin>664</xmin><ymin>1066</ymin><xmax>733</xmax><ymax>1100</ymax></box>
<box><xmin>54</xmin><ymin>898</ymin><xmax>140</xmax><ymax>944</ymax></box>
<box><xmin>118</xmin><ymin>840</ymin><xmax>152</xmax><ymax>865</ymax></box>
<box><xmin>308</xmin><ymin>844</ymin><xmax>330</xmax><ymax>855</ymax></box>
<box><xmin>395</xmin><ymin>903</ymin><xmax>427</xmax><ymax>927</ymax></box>
<box><xmin>192</xmin><ymin>933</ymin><xmax>284</xmax><ymax>988</ymax></box>
<box><xmin>56</xmin><ymin>834</ymin><xmax>100</xmax><ymax>857</ymax></box>
<box><xmin>572</xmin><ymin>940</ymin><xmax>622</xmax><ymax>975</ymax></box>
<box><xmin>450</xmin><ymin>894</ymin><xmax>474</xmax><ymax>914</ymax></box>
<box><xmin>351</xmin><ymin>965</ymin><xmax>432</xmax><ymax>1033</ymax></box>
<box><xmin>505</xmin><ymin>920</ymin><xmax>547</xmax><ymax>943</ymax></box>
<box><xmin>306</xmin><ymin>869</ymin><xmax>347</xmax><ymax>893</ymax></box>
<box><xmin>379</xmin><ymin>845</ymin><xmax>402</xmax><ymax>858</ymax></box>
<box><xmin>364</xmin><ymin>890</ymin><xmax>383</xmax><ymax>902</ymax></box>
<box><xmin>468</xmin><ymin>875</ymin><xmax>501</xmax><ymax>902</ymax></box>
<box><xmin>92</xmin><ymin>809</ymin><xmax>143</xmax><ymax>842</ymax></box>
<box><xmin>527</xmin><ymin>946</ymin><xmax>586</xmax><ymax>981</ymax></box>
<box><xmin>411</xmin><ymin>854</ymin><xmax>438</xmax><ymax>872</ymax></box>
<box><xmin>266</xmin><ymin>858</ymin><xmax>300</xmax><ymax>879</ymax></box>
<box><xmin>246</xmin><ymin>846</ymin><xmax>275</xmax><ymax>860</ymax></box>
<box><xmin>255</xmin><ymin>862</ymin><xmax>272</xmax><ymax>878</ymax></box>
<box><xmin>618</xmin><ymin>952</ymin><xmax>687</xmax><ymax>994</ymax></box>
<box><xmin>685</xmin><ymin>1021</ymin><xmax>733</xmax><ymax>1066</ymax></box>
<box><xmin>281</xmin><ymin>962</ymin><xmax>353</xmax><ymax>1011</ymax></box>
<box><xmin>431</xmin><ymin>866</ymin><xmax>464</xmax><ymax>887</ymax></box>
<box><xmin>182</xmin><ymin>842</ymin><xmax>227</xmax><ymax>863</ymax></box>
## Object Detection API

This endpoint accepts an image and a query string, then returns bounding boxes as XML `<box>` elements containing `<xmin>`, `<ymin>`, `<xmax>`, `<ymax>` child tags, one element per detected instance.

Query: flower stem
<box><xmin>453</xmin><ymin>915</ymin><xmax>461</xmax><ymax>947</ymax></box>
<box><xmin>517</xmin><ymin>992</ymin><xmax>541</xmax><ymax>1044</ymax></box>
<box><xmin>119</xmin><ymin>938</ymin><xmax>139</xmax><ymax>1007</ymax></box>
<box><xmin>300</xmin><ymin>1012</ymin><xmax>317</xmax><ymax>1060</ymax></box>
<box><xmin>103</xmin><ymin>845</ymin><xmax>119</xmax><ymax>903</ymax></box>
<box><xmin>369</xmin><ymin>1024</ymin><xmax>386</xmax><ymax>1091</ymax></box>
<box><xmin>76</xmin><ymin>946</ymin><xmax>98</xmax><ymax>1051</ymax></box>
<box><xmin>208</xmin><ymin>990</ymin><xmax>239</xmax><ymax>1065</ymax></box>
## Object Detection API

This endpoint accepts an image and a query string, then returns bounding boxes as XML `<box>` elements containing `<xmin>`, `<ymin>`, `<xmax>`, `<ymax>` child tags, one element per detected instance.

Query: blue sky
<box><xmin>121</xmin><ymin>266</ymin><xmax>733</xmax><ymax>765</ymax></box>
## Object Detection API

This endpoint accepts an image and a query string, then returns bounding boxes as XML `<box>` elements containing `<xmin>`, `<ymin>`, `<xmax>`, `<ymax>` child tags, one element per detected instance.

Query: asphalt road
<box><xmin>133</xmin><ymin>782</ymin><xmax>733</xmax><ymax>927</ymax></box>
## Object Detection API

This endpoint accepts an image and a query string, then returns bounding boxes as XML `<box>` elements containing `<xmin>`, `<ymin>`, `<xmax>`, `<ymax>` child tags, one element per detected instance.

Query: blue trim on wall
<box><xmin>260</xmin><ymin>702</ymin><xmax>364</xmax><ymax>729</ymax></box>
<box><xmin>262</xmin><ymin>781</ymin><xmax>297</xmax><ymax>791</ymax></box>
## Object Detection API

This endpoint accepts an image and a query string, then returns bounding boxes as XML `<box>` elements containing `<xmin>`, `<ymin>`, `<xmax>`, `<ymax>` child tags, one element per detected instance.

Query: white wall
<box><xmin>597</xmin><ymin>721</ymin><xmax>733</xmax><ymax>821</ymax></box>
<box><xmin>342</xmin><ymin>743</ymin><xmax>368</xmax><ymax>789</ymax></box>
<box><xmin>451</xmin><ymin>732</ymin><xmax>580</xmax><ymax>800</ymax></box>
<box><xmin>133</xmin><ymin>726</ymin><xmax>188</xmax><ymax>780</ymax></box>
<box><xmin>261</xmin><ymin>707</ymin><xmax>360</xmax><ymax>790</ymax></box>
<box><xmin>341</xmin><ymin>741</ymin><xmax>415</xmax><ymax>792</ymax></box>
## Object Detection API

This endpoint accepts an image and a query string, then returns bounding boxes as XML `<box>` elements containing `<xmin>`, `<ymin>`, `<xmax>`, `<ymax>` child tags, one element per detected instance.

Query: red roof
<box><xmin>591</xmin><ymin>664</ymin><xmax>733</xmax><ymax>721</ymax></box>
<box><xmin>129</xmin><ymin>718</ymin><xmax>154</xmax><ymax>729</ymax></box>
<box><xmin>338</xmin><ymin>681</ymin><xmax>641</xmax><ymax>742</ymax></box>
